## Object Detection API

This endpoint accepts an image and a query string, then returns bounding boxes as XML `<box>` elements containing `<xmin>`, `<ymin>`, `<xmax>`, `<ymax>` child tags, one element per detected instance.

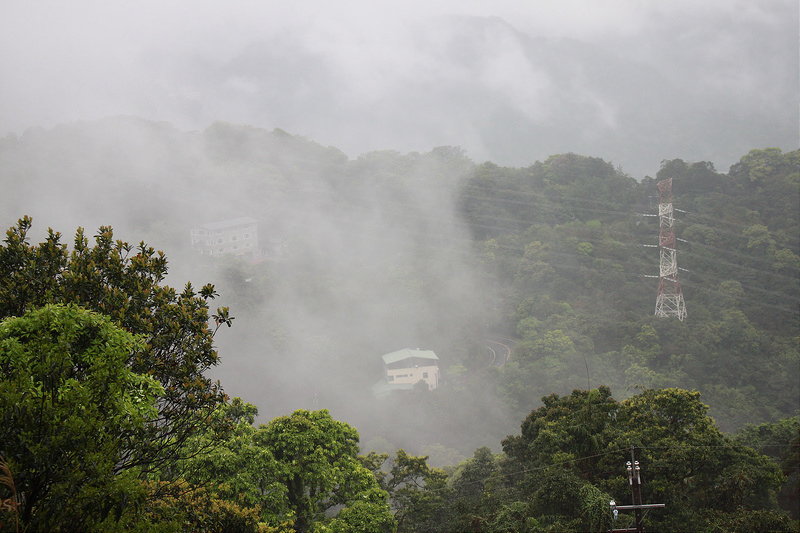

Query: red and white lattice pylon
<box><xmin>654</xmin><ymin>178</ymin><xmax>687</xmax><ymax>320</ymax></box>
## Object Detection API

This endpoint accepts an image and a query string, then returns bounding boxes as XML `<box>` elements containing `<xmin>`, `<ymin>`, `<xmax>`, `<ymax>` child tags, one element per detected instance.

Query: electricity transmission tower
<box><xmin>653</xmin><ymin>178</ymin><xmax>687</xmax><ymax>320</ymax></box>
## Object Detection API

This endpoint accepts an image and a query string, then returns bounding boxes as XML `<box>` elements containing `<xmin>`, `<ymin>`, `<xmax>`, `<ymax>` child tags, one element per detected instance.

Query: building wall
<box><xmin>386</xmin><ymin>364</ymin><xmax>440</xmax><ymax>390</ymax></box>
<box><xmin>190</xmin><ymin>219</ymin><xmax>259</xmax><ymax>258</ymax></box>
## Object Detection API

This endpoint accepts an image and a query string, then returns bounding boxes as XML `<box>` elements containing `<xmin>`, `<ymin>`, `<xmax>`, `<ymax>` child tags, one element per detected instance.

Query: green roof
<box><xmin>381</xmin><ymin>348</ymin><xmax>438</xmax><ymax>365</ymax></box>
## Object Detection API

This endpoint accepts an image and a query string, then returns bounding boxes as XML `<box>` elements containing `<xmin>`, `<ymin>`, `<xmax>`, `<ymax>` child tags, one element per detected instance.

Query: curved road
<box><xmin>485</xmin><ymin>337</ymin><xmax>516</xmax><ymax>367</ymax></box>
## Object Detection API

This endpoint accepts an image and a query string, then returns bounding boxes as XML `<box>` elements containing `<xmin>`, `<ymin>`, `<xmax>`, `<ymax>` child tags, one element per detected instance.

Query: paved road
<box><xmin>485</xmin><ymin>337</ymin><xmax>516</xmax><ymax>367</ymax></box>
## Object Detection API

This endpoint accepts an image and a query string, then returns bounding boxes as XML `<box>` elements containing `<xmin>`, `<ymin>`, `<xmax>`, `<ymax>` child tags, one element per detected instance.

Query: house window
<box><xmin>423</xmin><ymin>372</ymin><xmax>428</xmax><ymax>379</ymax></box>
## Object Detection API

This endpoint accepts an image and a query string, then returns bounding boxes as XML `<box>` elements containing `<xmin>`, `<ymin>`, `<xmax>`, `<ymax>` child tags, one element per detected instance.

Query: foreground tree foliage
<box><xmin>0</xmin><ymin>218</ymin><xmax>235</xmax><ymax>529</ymax></box>
<box><xmin>0</xmin><ymin>217</ymin><xmax>232</xmax><ymax>477</ymax></box>
<box><xmin>252</xmin><ymin>408</ymin><xmax>395</xmax><ymax>532</ymax></box>
<box><xmin>178</xmin><ymin>405</ymin><xmax>396</xmax><ymax>533</ymax></box>
<box><xmin>141</xmin><ymin>480</ymin><xmax>267</xmax><ymax>533</ymax></box>
<box><xmin>0</xmin><ymin>304</ymin><xmax>161</xmax><ymax>531</ymax></box>
<box><xmin>361</xmin><ymin>448</ymin><xmax>449</xmax><ymax>532</ymax></box>
<box><xmin>496</xmin><ymin>387</ymin><xmax>793</xmax><ymax>532</ymax></box>
<box><xmin>350</xmin><ymin>388</ymin><xmax>795</xmax><ymax>532</ymax></box>
<box><xmin>734</xmin><ymin>416</ymin><xmax>800</xmax><ymax>520</ymax></box>
<box><xmin>176</xmin><ymin>398</ymin><xmax>286</xmax><ymax>517</ymax></box>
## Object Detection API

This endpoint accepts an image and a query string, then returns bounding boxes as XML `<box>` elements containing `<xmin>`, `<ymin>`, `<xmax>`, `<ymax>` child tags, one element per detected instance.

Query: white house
<box><xmin>372</xmin><ymin>348</ymin><xmax>440</xmax><ymax>396</ymax></box>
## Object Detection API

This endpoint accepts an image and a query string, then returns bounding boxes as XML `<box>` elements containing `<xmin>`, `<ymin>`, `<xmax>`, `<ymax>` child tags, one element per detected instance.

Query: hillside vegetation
<box><xmin>1</xmin><ymin>118</ymin><xmax>797</xmax><ymax>531</ymax></box>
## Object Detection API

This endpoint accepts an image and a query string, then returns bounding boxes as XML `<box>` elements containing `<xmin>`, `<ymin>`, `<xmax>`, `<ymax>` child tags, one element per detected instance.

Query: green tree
<box><xmin>0</xmin><ymin>304</ymin><xmax>162</xmax><ymax>531</ymax></box>
<box><xmin>502</xmin><ymin>387</ymin><xmax>618</xmax><ymax>480</ymax></box>
<box><xmin>176</xmin><ymin>406</ymin><xmax>395</xmax><ymax>532</ymax></box>
<box><xmin>140</xmin><ymin>480</ymin><xmax>266</xmax><ymax>533</ymax></box>
<box><xmin>735</xmin><ymin>416</ymin><xmax>800</xmax><ymax>519</ymax></box>
<box><xmin>515</xmin><ymin>241</ymin><xmax>555</xmax><ymax>288</ymax></box>
<box><xmin>176</xmin><ymin>398</ymin><xmax>286</xmax><ymax>518</ymax></box>
<box><xmin>488</xmin><ymin>500</ymin><xmax>539</xmax><ymax>532</ymax></box>
<box><xmin>742</xmin><ymin>223</ymin><xmax>777</xmax><ymax>256</ymax></box>
<box><xmin>499</xmin><ymin>388</ymin><xmax>790</xmax><ymax>532</ymax></box>
<box><xmin>0</xmin><ymin>217</ymin><xmax>232</xmax><ymax>477</ymax></box>
<box><xmin>362</xmin><ymin>449</ymin><xmax>449</xmax><ymax>533</ymax></box>
<box><xmin>327</xmin><ymin>489</ymin><xmax>396</xmax><ymax>533</ymax></box>
<box><xmin>448</xmin><ymin>447</ymin><xmax>501</xmax><ymax>532</ymax></box>
<box><xmin>528</xmin><ymin>469</ymin><xmax>610</xmax><ymax>532</ymax></box>
<box><xmin>257</xmin><ymin>409</ymin><xmax>393</xmax><ymax>532</ymax></box>
<box><xmin>610</xmin><ymin>389</ymin><xmax>787</xmax><ymax>530</ymax></box>
<box><xmin>737</xmin><ymin>147</ymin><xmax>787</xmax><ymax>185</ymax></box>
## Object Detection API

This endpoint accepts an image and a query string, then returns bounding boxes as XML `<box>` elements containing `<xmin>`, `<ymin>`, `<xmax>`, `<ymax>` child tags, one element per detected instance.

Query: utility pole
<box><xmin>609</xmin><ymin>446</ymin><xmax>664</xmax><ymax>533</ymax></box>
<box><xmin>629</xmin><ymin>446</ymin><xmax>644</xmax><ymax>531</ymax></box>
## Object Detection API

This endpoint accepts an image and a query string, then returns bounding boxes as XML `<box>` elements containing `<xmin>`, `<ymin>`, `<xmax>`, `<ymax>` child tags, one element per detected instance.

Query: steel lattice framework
<box><xmin>654</xmin><ymin>178</ymin><xmax>687</xmax><ymax>320</ymax></box>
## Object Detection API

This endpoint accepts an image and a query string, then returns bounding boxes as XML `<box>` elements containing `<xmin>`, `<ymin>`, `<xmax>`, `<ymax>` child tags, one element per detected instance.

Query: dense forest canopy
<box><xmin>1</xmin><ymin>117</ymin><xmax>798</xmax><ymax>531</ymax></box>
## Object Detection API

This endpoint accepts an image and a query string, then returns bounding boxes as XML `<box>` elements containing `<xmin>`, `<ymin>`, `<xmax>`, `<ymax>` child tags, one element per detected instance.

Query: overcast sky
<box><xmin>1</xmin><ymin>0</ymin><xmax>797</xmax><ymax>176</ymax></box>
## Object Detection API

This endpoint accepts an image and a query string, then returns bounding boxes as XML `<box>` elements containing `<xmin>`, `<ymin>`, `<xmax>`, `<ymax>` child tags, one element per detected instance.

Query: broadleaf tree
<box><xmin>361</xmin><ymin>449</ymin><xmax>449</xmax><ymax>532</ymax></box>
<box><xmin>178</xmin><ymin>406</ymin><xmax>396</xmax><ymax>532</ymax></box>
<box><xmin>499</xmin><ymin>387</ymin><xmax>790</xmax><ymax>532</ymax></box>
<box><xmin>256</xmin><ymin>408</ymin><xmax>394</xmax><ymax>532</ymax></box>
<box><xmin>0</xmin><ymin>217</ymin><xmax>232</xmax><ymax>477</ymax></box>
<box><xmin>0</xmin><ymin>304</ymin><xmax>162</xmax><ymax>531</ymax></box>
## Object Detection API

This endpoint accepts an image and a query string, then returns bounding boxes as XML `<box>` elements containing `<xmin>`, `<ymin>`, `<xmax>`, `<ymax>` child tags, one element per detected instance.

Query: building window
<box><xmin>244</xmin><ymin>233</ymin><xmax>250</xmax><ymax>238</ymax></box>
<box><xmin>219</xmin><ymin>248</ymin><xmax>224</xmax><ymax>253</ymax></box>
<box><xmin>231</xmin><ymin>235</ymin><xmax>237</xmax><ymax>241</ymax></box>
<box><xmin>387</xmin><ymin>375</ymin><xmax>394</xmax><ymax>381</ymax></box>
<box><xmin>423</xmin><ymin>372</ymin><xmax>428</xmax><ymax>379</ymax></box>
<box><xmin>217</xmin><ymin>238</ymin><xmax>223</xmax><ymax>244</ymax></box>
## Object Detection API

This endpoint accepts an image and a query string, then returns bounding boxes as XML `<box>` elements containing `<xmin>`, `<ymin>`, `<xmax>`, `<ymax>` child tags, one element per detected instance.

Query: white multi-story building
<box><xmin>190</xmin><ymin>217</ymin><xmax>259</xmax><ymax>258</ymax></box>
<box><xmin>376</xmin><ymin>349</ymin><xmax>440</xmax><ymax>395</ymax></box>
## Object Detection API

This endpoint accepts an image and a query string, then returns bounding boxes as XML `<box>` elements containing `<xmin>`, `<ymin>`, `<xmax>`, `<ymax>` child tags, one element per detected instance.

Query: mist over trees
<box><xmin>0</xmin><ymin>117</ymin><xmax>798</xmax><ymax>530</ymax></box>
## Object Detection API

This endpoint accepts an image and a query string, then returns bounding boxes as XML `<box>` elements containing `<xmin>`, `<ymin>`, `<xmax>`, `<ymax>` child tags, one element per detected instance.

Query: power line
<box><xmin>263</xmin><ymin>201</ymin><xmax>799</xmax><ymax>316</ymax></box>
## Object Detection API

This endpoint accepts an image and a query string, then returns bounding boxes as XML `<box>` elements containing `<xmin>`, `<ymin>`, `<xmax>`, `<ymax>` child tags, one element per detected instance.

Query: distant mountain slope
<box><xmin>4</xmin><ymin>8</ymin><xmax>795</xmax><ymax>178</ymax></box>
<box><xmin>1</xmin><ymin>117</ymin><xmax>797</xmax><ymax>447</ymax></box>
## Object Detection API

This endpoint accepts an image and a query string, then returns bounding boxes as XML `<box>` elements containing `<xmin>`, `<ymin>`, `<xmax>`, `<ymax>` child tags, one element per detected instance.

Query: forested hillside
<box><xmin>459</xmin><ymin>149</ymin><xmax>799</xmax><ymax>432</ymax></box>
<box><xmin>1</xmin><ymin>118</ymin><xmax>797</xmax><ymax>531</ymax></box>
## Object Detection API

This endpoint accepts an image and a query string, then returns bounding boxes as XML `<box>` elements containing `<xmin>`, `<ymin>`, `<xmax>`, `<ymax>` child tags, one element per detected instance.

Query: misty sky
<box><xmin>1</xmin><ymin>0</ymin><xmax>798</xmax><ymax>177</ymax></box>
